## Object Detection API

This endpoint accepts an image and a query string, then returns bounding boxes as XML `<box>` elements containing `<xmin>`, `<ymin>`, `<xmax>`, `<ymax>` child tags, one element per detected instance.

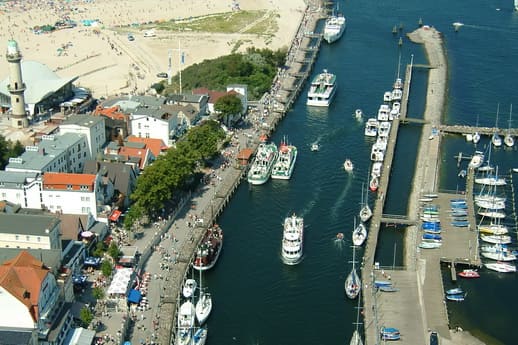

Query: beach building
<box><xmin>0</xmin><ymin>60</ymin><xmax>77</xmax><ymax>117</ymax></box>
<box><xmin>5</xmin><ymin>133</ymin><xmax>89</xmax><ymax>174</ymax></box>
<box><xmin>58</xmin><ymin>114</ymin><xmax>107</xmax><ymax>159</ymax></box>
<box><xmin>0</xmin><ymin>251</ymin><xmax>74</xmax><ymax>345</ymax></box>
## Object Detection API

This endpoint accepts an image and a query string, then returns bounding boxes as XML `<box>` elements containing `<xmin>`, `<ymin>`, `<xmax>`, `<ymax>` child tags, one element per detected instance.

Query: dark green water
<box><xmin>204</xmin><ymin>1</ymin><xmax>518</xmax><ymax>344</ymax></box>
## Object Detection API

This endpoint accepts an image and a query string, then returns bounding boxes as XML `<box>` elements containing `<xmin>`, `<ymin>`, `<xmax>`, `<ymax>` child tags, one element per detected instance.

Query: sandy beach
<box><xmin>0</xmin><ymin>0</ymin><xmax>306</xmax><ymax>97</ymax></box>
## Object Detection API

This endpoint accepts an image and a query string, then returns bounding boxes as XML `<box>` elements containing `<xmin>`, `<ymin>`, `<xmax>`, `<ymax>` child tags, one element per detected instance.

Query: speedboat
<box><xmin>446</xmin><ymin>293</ymin><xmax>465</xmax><ymax>302</ymax></box>
<box><xmin>383</xmin><ymin>91</ymin><xmax>392</xmax><ymax>102</ymax></box>
<box><xmin>247</xmin><ymin>142</ymin><xmax>278</xmax><ymax>185</ymax></box>
<box><xmin>355</xmin><ymin>109</ymin><xmax>363</xmax><ymax>119</ymax></box>
<box><xmin>369</xmin><ymin>175</ymin><xmax>379</xmax><ymax>192</ymax></box>
<box><xmin>307</xmin><ymin>69</ymin><xmax>337</xmax><ymax>106</ymax></box>
<box><xmin>310</xmin><ymin>143</ymin><xmax>320</xmax><ymax>151</ymax></box>
<box><xmin>371</xmin><ymin>162</ymin><xmax>382</xmax><ymax>177</ymax></box>
<box><xmin>390</xmin><ymin>88</ymin><xmax>403</xmax><ymax>102</ymax></box>
<box><xmin>458</xmin><ymin>269</ymin><xmax>480</xmax><ymax>278</ymax></box>
<box><xmin>364</xmin><ymin>118</ymin><xmax>379</xmax><ymax>137</ymax></box>
<box><xmin>446</xmin><ymin>287</ymin><xmax>464</xmax><ymax>295</ymax></box>
<box><xmin>393</xmin><ymin>78</ymin><xmax>403</xmax><ymax>90</ymax></box>
<box><xmin>343</xmin><ymin>159</ymin><xmax>354</xmax><ymax>172</ymax></box>
<box><xmin>378</xmin><ymin>121</ymin><xmax>391</xmax><ymax>137</ymax></box>
<box><xmin>485</xmin><ymin>262</ymin><xmax>516</xmax><ymax>273</ymax></box>
<box><xmin>182</xmin><ymin>279</ymin><xmax>197</xmax><ymax>298</ymax></box>
<box><xmin>323</xmin><ymin>13</ymin><xmax>346</xmax><ymax>44</ymax></box>
<box><xmin>271</xmin><ymin>140</ymin><xmax>297</xmax><ymax>180</ymax></box>
<box><xmin>377</xmin><ymin>104</ymin><xmax>390</xmax><ymax>121</ymax></box>
<box><xmin>281</xmin><ymin>213</ymin><xmax>304</xmax><ymax>265</ymax></box>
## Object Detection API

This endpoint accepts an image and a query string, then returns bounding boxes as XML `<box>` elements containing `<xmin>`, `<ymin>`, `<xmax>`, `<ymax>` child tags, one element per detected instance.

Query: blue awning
<box><xmin>127</xmin><ymin>289</ymin><xmax>142</xmax><ymax>304</ymax></box>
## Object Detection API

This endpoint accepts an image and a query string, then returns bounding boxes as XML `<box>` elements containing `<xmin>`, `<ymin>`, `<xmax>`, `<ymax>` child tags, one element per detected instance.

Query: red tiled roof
<box><xmin>117</xmin><ymin>146</ymin><xmax>149</xmax><ymax>170</ymax></box>
<box><xmin>192</xmin><ymin>88</ymin><xmax>238</xmax><ymax>104</ymax></box>
<box><xmin>127</xmin><ymin>135</ymin><xmax>167</xmax><ymax>156</ymax></box>
<box><xmin>43</xmin><ymin>173</ymin><xmax>96</xmax><ymax>191</ymax></box>
<box><xmin>0</xmin><ymin>251</ymin><xmax>49</xmax><ymax>321</ymax></box>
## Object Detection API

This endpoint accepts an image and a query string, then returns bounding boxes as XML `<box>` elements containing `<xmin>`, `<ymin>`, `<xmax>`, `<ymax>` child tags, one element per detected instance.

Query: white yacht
<box><xmin>378</xmin><ymin>121</ymin><xmax>391</xmax><ymax>137</ymax></box>
<box><xmin>364</xmin><ymin>118</ymin><xmax>379</xmax><ymax>137</ymax></box>
<box><xmin>391</xmin><ymin>88</ymin><xmax>403</xmax><ymax>101</ymax></box>
<box><xmin>281</xmin><ymin>214</ymin><xmax>304</xmax><ymax>265</ymax></box>
<box><xmin>176</xmin><ymin>301</ymin><xmax>196</xmax><ymax>345</ymax></box>
<box><xmin>383</xmin><ymin>91</ymin><xmax>392</xmax><ymax>102</ymax></box>
<box><xmin>371</xmin><ymin>162</ymin><xmax>382</xmax><ymax>177</ymax></box>
<box><xmin>377</xmin><ymin>104</ymin><xmax>390</xmax><ymax>121</ymax></box>
<box><xmin>323</xmin><ymin>14</ymin><xmax>346</xmax><ymax>43</ymax></box>
<box><xmin>182</xmin><ymin>279</ymin><xmax>197</xmax><ymax>298</ymax></box>
<box><xmin>307</xmin><ymin>69</ymin><xmax>337</xmax><ymax>106</ymax></box>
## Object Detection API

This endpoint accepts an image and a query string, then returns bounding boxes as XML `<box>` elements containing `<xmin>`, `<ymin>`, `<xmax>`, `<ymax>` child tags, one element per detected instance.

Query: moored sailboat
<box><xmin>504</xmin><ymin>104</ymin><xmax>514</xmax><ymax>147</ymax></box>
<box><xmin>345</xmin><ymin>245</ymin><xmax>361</xmax><ymax>299</ymax></box>
<box><xmin>359</xmin><ymin>183</ymin><xmax>372</xmax><ymax>222</ymax></box>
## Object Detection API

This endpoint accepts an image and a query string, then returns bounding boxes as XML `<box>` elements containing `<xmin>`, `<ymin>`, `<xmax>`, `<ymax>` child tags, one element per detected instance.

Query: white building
<box><xmin>59</xmin><ymin>114</ymin><xmax>106</xmax><ymax>159</ymax></box>
<box><xmin>41</xmin><ymin>172</ymin><xmax>110</xmax><ymax>220</ymax></box>
<box><xmin>0</xmin><ymin>251</ymin><xmax>73</xmax><ymax>345</ymax></box>
<box><xmin>5</xmin><ymin>133</ymin><xmax>89</xmax><ymax>174</ymax></box>
<box><xmin>0</xmin><ymin>171</ymin><xmax>42</xmax><ymax>209</ymax></box>
<box><xmin>130</xmin><ymin>107</ymin><xmax>177</xmax><ymax>147</ymax></box>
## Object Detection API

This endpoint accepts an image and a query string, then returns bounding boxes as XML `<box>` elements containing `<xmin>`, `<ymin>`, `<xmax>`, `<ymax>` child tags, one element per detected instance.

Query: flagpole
<box><xmin>178</xmin><ymin>40</ymin><xmax>182</xmax><ymax>94</ymax></box>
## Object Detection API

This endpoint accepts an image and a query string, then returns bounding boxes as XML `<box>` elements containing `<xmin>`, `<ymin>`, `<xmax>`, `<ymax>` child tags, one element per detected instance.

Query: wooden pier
<box><xmin>440</xmin><ymin>124</ymin><xmax>518</xmax><ymax>137</ymax></box>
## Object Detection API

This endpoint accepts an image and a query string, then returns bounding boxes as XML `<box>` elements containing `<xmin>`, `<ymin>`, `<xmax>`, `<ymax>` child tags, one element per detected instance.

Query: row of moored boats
<box><xmin>176</xmin><ymin>225</ymin><xmax>224</xmax><ymax>345</ymax></box>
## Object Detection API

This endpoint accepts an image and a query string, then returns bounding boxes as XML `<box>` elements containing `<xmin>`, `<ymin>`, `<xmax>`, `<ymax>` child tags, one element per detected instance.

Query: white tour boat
<box><xmin>281</xmin><ymin>213</ymin><xmax>304</xmax><ymax>265</ymax></box>
<box><xmin>271</xmin><ymin>140</ymin><xmax>297</xmax><ymax>180</ymax></box>
<box><xmin>307</xmin><ymin>69</ymin><xmax>337</xmax><ymax>106</ymax></box>
<box><xmin>323</xmin><ymin>13</ymin><xmax>346</xmax><ymax>44</ymax></box>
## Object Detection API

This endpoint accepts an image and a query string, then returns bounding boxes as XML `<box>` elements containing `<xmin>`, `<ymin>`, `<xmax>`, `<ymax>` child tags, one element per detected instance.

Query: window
<box><xmin>15</xmin><ymin>235</ymin><xmax>19</xmax><ymax>240</ymax></box>
<box><xmin>67</xmin><ymin>184</ymin><xmax>72</xmax><ymax>190</ymax></box>
<box><xmin>37</xmin><ymin>237</ymin><xmax>41</xmax><ymax>242</ymax></box>
<box><xmin>138</xmin><ymin>123</ymin><xmax>141</xmax><ymax>129</ymax></box>
<box><xmin>26</xmin><ymin>236</ymin><xmax>30</xmax><ymax>241</ymax></box>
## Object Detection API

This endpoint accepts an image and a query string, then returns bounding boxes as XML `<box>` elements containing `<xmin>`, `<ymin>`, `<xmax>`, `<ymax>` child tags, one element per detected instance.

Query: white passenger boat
<box><xmin>377</xmin><ymin>104</ymin><xmax>390</xmax><ymax>121</ymax></box>
<box><xmin>480</xmin><ymin>234</ymin><xmax>512</xmax><ymax>245</ymax></box>
<box><xmin>182</xmin><ymin>279</ymin><xmax>197</xmax><ymax>299</ymax></box>
<box><xmin>307</xmin><ymin>69</ymin><xmax>337</xmax><ymax>106</ymax></box>
<box><xmin>468</xmin><ymin>151</ymin><xmax>484</xmax><ymax>169</ymax></box>
<box><xmin>485</xmin><ymin>262</ymin><xmax>516</xmax><ymax>273</ymax></box>
<box><xmin>323</xmin><ymin>13</ymin><xmax>346</xmax><ymax>44</ymax></box>
<box><xmin>281</xmin><ymin>213</ymin><xmax>304</xmax><ymax>265</ymax></box>
<box><xmin>271</xmin><ymin>140</ymin><xmax>297</xmax><ymax>180</ymax></box>
<box><xmin>343</xmin><ymin>159</ymin><xmax>354</xmax><ymax>172</ymax></box>
<box><xmin>247</xmin><ymin>142</ymin><xmax>278</xmax><ymax>185</ymax></box>
<box><xmin>364</xmin><ymin>118</ymin><xmax>379</xmax><ymax>137</ymax></box>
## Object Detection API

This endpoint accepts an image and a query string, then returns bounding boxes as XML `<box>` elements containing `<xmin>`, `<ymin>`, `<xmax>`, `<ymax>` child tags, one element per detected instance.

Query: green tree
<box><xmin>92</xmin><ymin>242</ymin><xmax>106</xmax><ymax>258</ymax></box>
<box><xmin>101</xmin><ymin>260</ymin><xmax>113</xmax><ymax>277</ymax></box>
<box><xmin>214</xmin><ymin>94</ymin><xmax>242</xmax><ymax>125</ymax></box>
<box><xmin>0</xmin><ymin>135</ymin><xmax>25</xmax><ymax>170</ymax></box>
<box><xmin>108</xmin><ymin>242</ymin><xmax>121</xmax><ymax>260</ymax></box>
<box><xmin>92</xmin><ymin>286</ymin><xmax>105</xmax><ymax>301</ymax></box>
<box><xmin>79</xmin><ymin>306</ymin><xmax>93</xmax><ymax>327</ymax></box>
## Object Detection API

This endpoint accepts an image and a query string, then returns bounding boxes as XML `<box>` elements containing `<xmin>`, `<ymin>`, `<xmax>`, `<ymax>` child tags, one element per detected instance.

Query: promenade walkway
<box><xmin>89</xmin><ymin>3</ymin><xmax>328</xmax><ymax>345</ymax></box>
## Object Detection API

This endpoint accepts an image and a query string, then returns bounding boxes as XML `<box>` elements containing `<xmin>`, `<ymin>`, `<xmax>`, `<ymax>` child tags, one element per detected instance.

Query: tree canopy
<box><xmin>214</xmin><ymin>94</ymin><xmax>242</xmax><ymax>123</ymax></box>
<box><xmin>0</xmin><ymin>135</ymin><xmax>24</xmax><ymax>170</ymax></box>
<box><xmin>124</xmin><ymin>120</ymin><xmax>226</xmax><ymax>229</ymax></box>
<box><xmin>163</xmin><ymin>47</ymin><xmax>287</xmax><ymax>100</ymax></box>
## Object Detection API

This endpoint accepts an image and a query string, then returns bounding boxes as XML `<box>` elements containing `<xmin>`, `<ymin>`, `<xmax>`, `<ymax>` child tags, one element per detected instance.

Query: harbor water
<box><xmin>203</xmin><ymin>1</ymin><xmax>518</xmax><ymax>344</ymax></box>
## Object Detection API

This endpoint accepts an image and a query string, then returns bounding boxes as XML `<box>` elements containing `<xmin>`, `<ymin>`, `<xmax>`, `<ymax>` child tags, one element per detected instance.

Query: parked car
<box><xmin>430</xmin><ymin>331</ymin><xmax>439</xmax><ymax>345</ymax></box>
<box><xmin>127</xmin><ymin>33</ymin><xmax>135</xmax><ymax>41</ymax></box>
<box><xmin>156</xmin><ymin>72</ymin><xmax>168</xmax><ymax>78</ymax></box>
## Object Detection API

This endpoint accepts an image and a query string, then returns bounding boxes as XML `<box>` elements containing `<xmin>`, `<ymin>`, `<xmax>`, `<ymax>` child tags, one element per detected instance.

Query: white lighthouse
<box><xmin>6</xmin><ymin>39</ymin><xmax>28</xmax><ymax>128</ymax></box>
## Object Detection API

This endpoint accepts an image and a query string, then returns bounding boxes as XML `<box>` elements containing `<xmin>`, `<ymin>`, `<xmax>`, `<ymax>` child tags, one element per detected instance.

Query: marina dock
<box><xmin>361</xmin><ymin>26</ymin><xmax>485</xmax><ymax>345</ymax></box>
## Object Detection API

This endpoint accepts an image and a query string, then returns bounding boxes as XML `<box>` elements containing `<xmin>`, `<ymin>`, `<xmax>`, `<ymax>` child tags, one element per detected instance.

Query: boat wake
<box><xmin>330</xmin><ymin>171</ymin><xmax>353</xmax><ymax>220</ymax></box>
